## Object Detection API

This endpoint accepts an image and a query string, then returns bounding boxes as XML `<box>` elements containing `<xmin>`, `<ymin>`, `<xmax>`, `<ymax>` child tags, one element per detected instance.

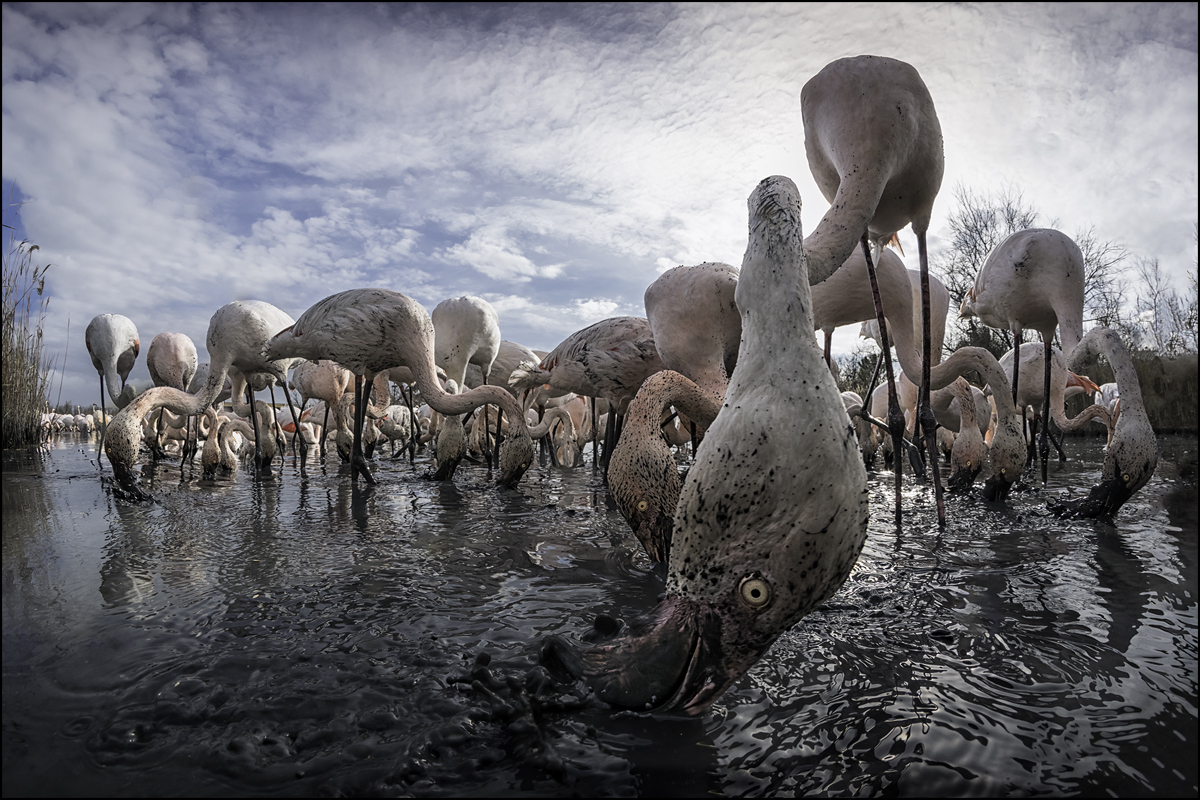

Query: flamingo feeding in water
<box><xmin>1050</xmin><ymin>327</ymin><xmax>1157</xmax><ymax>519</ymax></box>
<box><xmin>802</xmin><ymin>54</ymin><xmax>947</xmax><ymax>525</ymax></box>
<box><xmin>959</xmin><ymin>228</ymin><xmax>1086</xmax><ymax>484</ymax></box>
<box><xmin>508</xmin><ymin>316</ymin><xmax>664</xmax><ymax>471</ymax></box>
<box><xmin>432</xmin><ymin>296</ymin><xmax>502</xmax><ymax>474</ymax></box>
<box><xmin>103</xmin><ymin>301</ymin><xmax>308</xmax><ymax>501</ymax></box>
<box><xmin>608</xmin><ymin>369</ymin><xmax>724</xmax><ymax>563</ymax></box>
<box><xmin>290</xmin><ymin>359</ymin><xmax>351</xmax><ymax>460</ymax></box>
<box><xmin>85</xmin><ymin>313</ymin><xmax>141</xmax><ymax>456</ymax></box>
<box><xmin>264</xmin><ymin>288</ymin><xmax>535</xmax><ymax>488</ymax></box>
<box><xmin>146</xmin><ymin>332</ymin><xmax>199</xmax><ymax>461</ymax></box>
<box><xmin>998</xmin><ymin>342</ymin><xmax>1106</xmax><ymax>462</ymax></box>
<box><xmin>543</xmin><ymin>175</ymin><xmax>869</xmax><ymax>715</ymax></box>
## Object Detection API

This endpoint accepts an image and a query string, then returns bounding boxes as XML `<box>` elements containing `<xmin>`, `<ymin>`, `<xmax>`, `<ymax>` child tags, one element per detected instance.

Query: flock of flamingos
<box><xmin>62</xmin><ymin>56</ymin><xmax>1158</xmax><ymax>715</ymax></box>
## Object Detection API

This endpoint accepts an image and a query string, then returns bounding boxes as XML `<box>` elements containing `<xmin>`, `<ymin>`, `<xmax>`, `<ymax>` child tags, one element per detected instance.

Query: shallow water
<box><xmin>3</xmin><ymin>434</ymin><xmax>1197</xmax><ymax>797</ymax></box>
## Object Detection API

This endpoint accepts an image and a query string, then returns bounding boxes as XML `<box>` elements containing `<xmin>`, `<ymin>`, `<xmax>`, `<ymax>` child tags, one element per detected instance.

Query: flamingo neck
<box><xmin>802</xmin><ymin>186</ymin><xmax>880</xmax><ymax>288</ymax></box>
<box><xmin>411</xmin><ymin>359</ymin><xmax>530</xmax><ymax>439</ymax></box>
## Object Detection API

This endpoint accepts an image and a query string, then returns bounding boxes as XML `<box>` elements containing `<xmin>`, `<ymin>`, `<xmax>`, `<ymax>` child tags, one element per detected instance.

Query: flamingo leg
<box><xmin>1049</xmin><ymin>424</ymin><xmax>1067</xmax><ymax>461</ymax></box>
<box><xmin>536</xmin><ymin>402</ymin><xmax>548</xmax><ymax>466</ymax></box>
<box><xmin>602</xmin><ymin>405</ymin><xmax>618</xmax><ymax>479</ymax></box>
<box><xmin>591</xmin><ymin>397</ymin><xmax>599</xmax><ymax>471</ymax></box>
<box><xmin>405</xmin><ymin>384</ymin><xmax>417</xmax><ymax>462</ymax></box>
<box><xmin>246</xmin><ymin>383</ymin><xmax>266</xmax><ymax>469</ymax></box>
<box><xmin>268</xmin><ymin>383</ymin><xmax>287</xmax><ymax>461</ymax></box>
<box><xmin>321</xmin><ymin>404</ymin><xmax>330</xmax><ymax>461</ymax></box>
<box><xmin>917</xmin><ymin>229</ymin><xmax>946</xmax><ymax>527</ymax></box>
<box><xmin>1040</xmin><ymin>338</ymin><xmax>1052</xmax><ymax>484</ymax></box>
<box><xmin>350</xmin><ymin>374</ymin><xmax>378</xmax><ymax>485</ymax></box>
<box><xmin>860</xmin><ymin>235</ymin><xmax>905</xmax><ymax>525</ymax></box>
<box><xmin>97</xmin><ymin>376</ymin><xmax>106</xmax><ymax>466</ymax></box>
<box><xmin>482</xmin><ymin>373</ymin><xmax>492</xmax><ymax>471</ymax></box>
<box><xmin>1011</xmin><ymin>329</ymin><xmax>1022</xmax><ymax>405</ymax></box>
<box><xmin>282</xmin><ymin>382</ymin><xmax>308</xmax><ymax>476</ymax></box>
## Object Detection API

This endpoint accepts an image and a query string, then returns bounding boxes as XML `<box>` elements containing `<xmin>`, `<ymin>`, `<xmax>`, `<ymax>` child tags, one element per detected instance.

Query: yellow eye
<box><xmin>1122</xmin><ymin>473</ymin><xmax>1130</xmax><ymax>483</ymax></box>
<box><xmin>739</xmin><ymin>575</ymin><xmax>772</xmax><ymax>610</ymax></box>
<box><xmin>637</xmin><ymin>500</ymin><xmax>648</xmax><ymax>511</ymax></box>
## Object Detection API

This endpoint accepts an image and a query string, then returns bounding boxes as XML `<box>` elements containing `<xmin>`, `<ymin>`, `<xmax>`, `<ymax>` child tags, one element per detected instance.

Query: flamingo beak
<box><xmin>1067</xmin><ymin>372</ymin><xmax>1100</xmax><ymax>395</ymax></box>
<box><xmin>541</xmin><ymin>594</ymin><xmax>767</xmax><ymax>716</ymax></box>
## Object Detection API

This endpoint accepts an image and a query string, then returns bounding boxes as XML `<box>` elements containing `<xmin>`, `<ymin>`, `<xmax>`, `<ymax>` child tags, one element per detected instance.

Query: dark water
<box><xmin>3</xmin><ymin>434</ymin><xmax>1197</xmax><ymax>797</ymax></box>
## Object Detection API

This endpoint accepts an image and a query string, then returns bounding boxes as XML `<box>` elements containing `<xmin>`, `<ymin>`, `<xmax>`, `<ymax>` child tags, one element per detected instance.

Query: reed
<box><xmin>2</xmin><ymin>223</ymin><xmax>54</xmax><ymax>449</ymax></box>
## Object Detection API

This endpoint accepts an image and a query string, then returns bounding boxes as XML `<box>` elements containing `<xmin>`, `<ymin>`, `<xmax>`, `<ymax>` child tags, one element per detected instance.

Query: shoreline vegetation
<box><xmin>2</xmin><ymin>221</ymin><xmax>53</xmax><ymax>449</ymax></box>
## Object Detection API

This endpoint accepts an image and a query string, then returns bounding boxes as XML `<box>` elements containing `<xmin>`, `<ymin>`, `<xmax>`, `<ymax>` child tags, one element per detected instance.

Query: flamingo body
<box><xmin>265</xmin><ymin>288</ymin><xmax>534</xmax><ymax>487</ymax></box>
<box><xmin>644</xmin><ymin>263</ymin><xmax>741</xmax><ymax>403</ymax></box>
<box><xmin>546</xmin><ymin>176</ymin><xmax>869</xmax><ymax>715</ymax></box>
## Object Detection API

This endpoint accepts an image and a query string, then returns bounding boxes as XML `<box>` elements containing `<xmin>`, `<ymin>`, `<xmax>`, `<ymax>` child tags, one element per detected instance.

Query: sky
<box><xmin>3</xmin><ymin>2</ymin><xmax>1197</xmax><ymax>409</ymax></box>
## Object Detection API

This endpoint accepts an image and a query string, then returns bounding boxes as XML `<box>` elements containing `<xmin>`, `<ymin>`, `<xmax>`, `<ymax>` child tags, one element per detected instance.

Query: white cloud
<box><xmin>2</xmin><ymin>2</ymin><xmax>1195</xmax><ymax>405</ymax></box>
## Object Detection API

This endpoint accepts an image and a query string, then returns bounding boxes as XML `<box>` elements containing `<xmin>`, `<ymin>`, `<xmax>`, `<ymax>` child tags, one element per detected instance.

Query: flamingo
<box><xmin>433</xmin><ymin>296</ymin><xmax>502</xmax><ymax>471</ymax></box>
<box><xmin>1050</xmin><ymin>327</ymin><xmax>1157</xmax><ymax>518</ymax></box>
<box><xmin>608</xmin><ymin>370</ymin><xmax>723</xmax><ymax>563</ymax></box>
<box><xmin>644</xmin><ymin>263</ymin><xmax>741</xmax><ymax>405</ymax></box>
<box><xmin>146</xmin><ymin>332</ymin><xmax>199</xmax><ymax>461</ymax></box>
<box><xmin>103</xmin><ymin>301</ymin><xmax>308</xmax><ymax>501</ymax></box>
<box><xmin>542</xmin><ymin>175</ymin><xmax>869</xmax><ymax>714</ymax></box>
<box><xmin>383</xmin><ymin>364</ymin><xmax>447</xmax><ymax>460</ymax></box>
<box><xmin>85</xmin><ymin>313</ymin><xmax>141</xmax><ymax>456</ymax></box>
<box><xmin>290</xmin><ymin>359</ymin><xmax>351</xmax><ymax>460</ymax></box>
<box><xmin>463</xmin><ymin>339</ymin><xmax>540</xmax><ymax>462</ymax></box>
<box><xmin>508</xmin><ymin>316</ymin><xmax>664</xmax><ymax>470</ymax></box>
<box><xmin>925</xmin><ymin>347</ymin><xmax>1028</xmax><ymax>502</ymax></box>
<box><xmin>998</xmin><ymin>342</ymin><xmax>1107</xmax><ymax>462</ymax></box>
<box><xmin>959</xmin><ymin>228</ymin><xmax>1086</xmax><ymax>484</ymax></box>
<box><xmin>802</xmin><ymin>54</ymin><xmax>946</xmax><ymax>525</ymax></box>
<box><xmin>264</xmin><ymin>288</ymin><xmax>535</xmax><ymax>488</ymax></box>
<box><xmin>945</xmin><ymin>378</ymin><xmax>986</xmax><ymax>492</ymax></box>
<box><xmin>813</xmin><ymin>248</ymin><xmax>911</xmax><ymax>371</ymax></box>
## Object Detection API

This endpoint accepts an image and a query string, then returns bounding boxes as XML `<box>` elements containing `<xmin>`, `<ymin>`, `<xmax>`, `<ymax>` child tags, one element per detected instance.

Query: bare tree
<box><xmin>1075</xmin><ymin>225</ymin><xmax>1129</xmax><ymax>329</ymax></box>
<box><xmin>1135</xmin><ymin>256</ymin><xmax>1198</xmax><ymax>355</ymax></box>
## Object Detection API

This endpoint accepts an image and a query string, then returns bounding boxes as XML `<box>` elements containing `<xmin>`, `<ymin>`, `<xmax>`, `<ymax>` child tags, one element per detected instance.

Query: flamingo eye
<box><xmin>739</xmin><ymin>575</ymin><xmax>772</xmax><ymax>610</ymax></box>
<box><xmin>1122</xmin><ymin>473</ymin><xmax>1130</xmax><ymax>483</ymax></box>
<box><xmin>637</xmin><ymin>500</ymin><xmax>648</xmax><ymax>512</ymax></box>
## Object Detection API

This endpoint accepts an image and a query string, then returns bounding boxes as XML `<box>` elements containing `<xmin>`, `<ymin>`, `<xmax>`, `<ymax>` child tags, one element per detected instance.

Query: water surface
<box><xmin>3</xmin><ymin>435</ymin><xmax>1197</xmax><ymax>796</ymax></box>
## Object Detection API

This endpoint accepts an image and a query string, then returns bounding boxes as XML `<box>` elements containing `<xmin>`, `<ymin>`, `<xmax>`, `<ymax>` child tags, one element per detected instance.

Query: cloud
<box><xmin>2</xmin><ymin>2</ymin><xmax>1196</xmax><ymax>405</ymax></box>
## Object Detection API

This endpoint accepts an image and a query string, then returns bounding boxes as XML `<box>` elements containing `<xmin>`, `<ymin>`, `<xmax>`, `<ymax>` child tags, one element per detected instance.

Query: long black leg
<box><xmin>917</xmin><ymin>229</ymin><xmax>945</xmax><ymax>526</ymax></box>
<box><xmin>861</xmin><ymin>235</ymin><xmax>905</xmax><ymax>526</ymax></box>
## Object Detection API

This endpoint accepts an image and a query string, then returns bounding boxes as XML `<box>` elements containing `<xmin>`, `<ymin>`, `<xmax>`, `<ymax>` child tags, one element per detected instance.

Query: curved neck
<box><xmin>529</xmin><ymin>406</ymin><xmax>573</xmax><ymax>439</ymax></box>
<box><xmin>1069</xmin><ymin>328</ymin><xmax>1147</xmax><ymax>421</ymax></box>
<box><xmin>411</xmin><ymin>357</ymin><xmax>530</xmax><ymax>438</ymax></box>
<box><xmin>949</xmin><ymin>378</ymin><xmax>976</xmax><ymax>431</ymax></box>
<box><xmin>802</xmin><ymin>175</ymin><xmax>884</xmax><ymax>287</ymax></box>
<box><xmin>929</xmin><ymin>347</ymin><xmax>1018</xmax><ymax>420</ymax></box>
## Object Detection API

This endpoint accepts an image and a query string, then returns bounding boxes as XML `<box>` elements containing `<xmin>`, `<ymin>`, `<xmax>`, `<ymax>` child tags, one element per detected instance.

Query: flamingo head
<box><xmin>1066</xmin><ymin>371</ymin><xmax>1100</xmax><ymax>397</ymax></box>
<box><xmin>495</xmin><ymin>430</ymin><xmax>535</xmax><ymax>489</ymax></box>
<box><xmin>541</xmin><ymin>590</ymin><xmax>776</xmax><ymax>716</ymax></box>
<box><xmin>981</xmin><ymin>412</ymin><xmax>1026</xmax><ymax>504</ymax></box>
<box><xmin>957</xmin><ymin>289</ymin><xmax>977</xmax><ymax>320</ymax></box>
<box><xmin>608</xmin><ymin>434</ymin><xmax>680</xmax><ymax>563</ymax></box>
<box><xmin>1050</xmin><ymin>421</ymin><xmax>1159</xmax><ymax>520</ymax></box>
